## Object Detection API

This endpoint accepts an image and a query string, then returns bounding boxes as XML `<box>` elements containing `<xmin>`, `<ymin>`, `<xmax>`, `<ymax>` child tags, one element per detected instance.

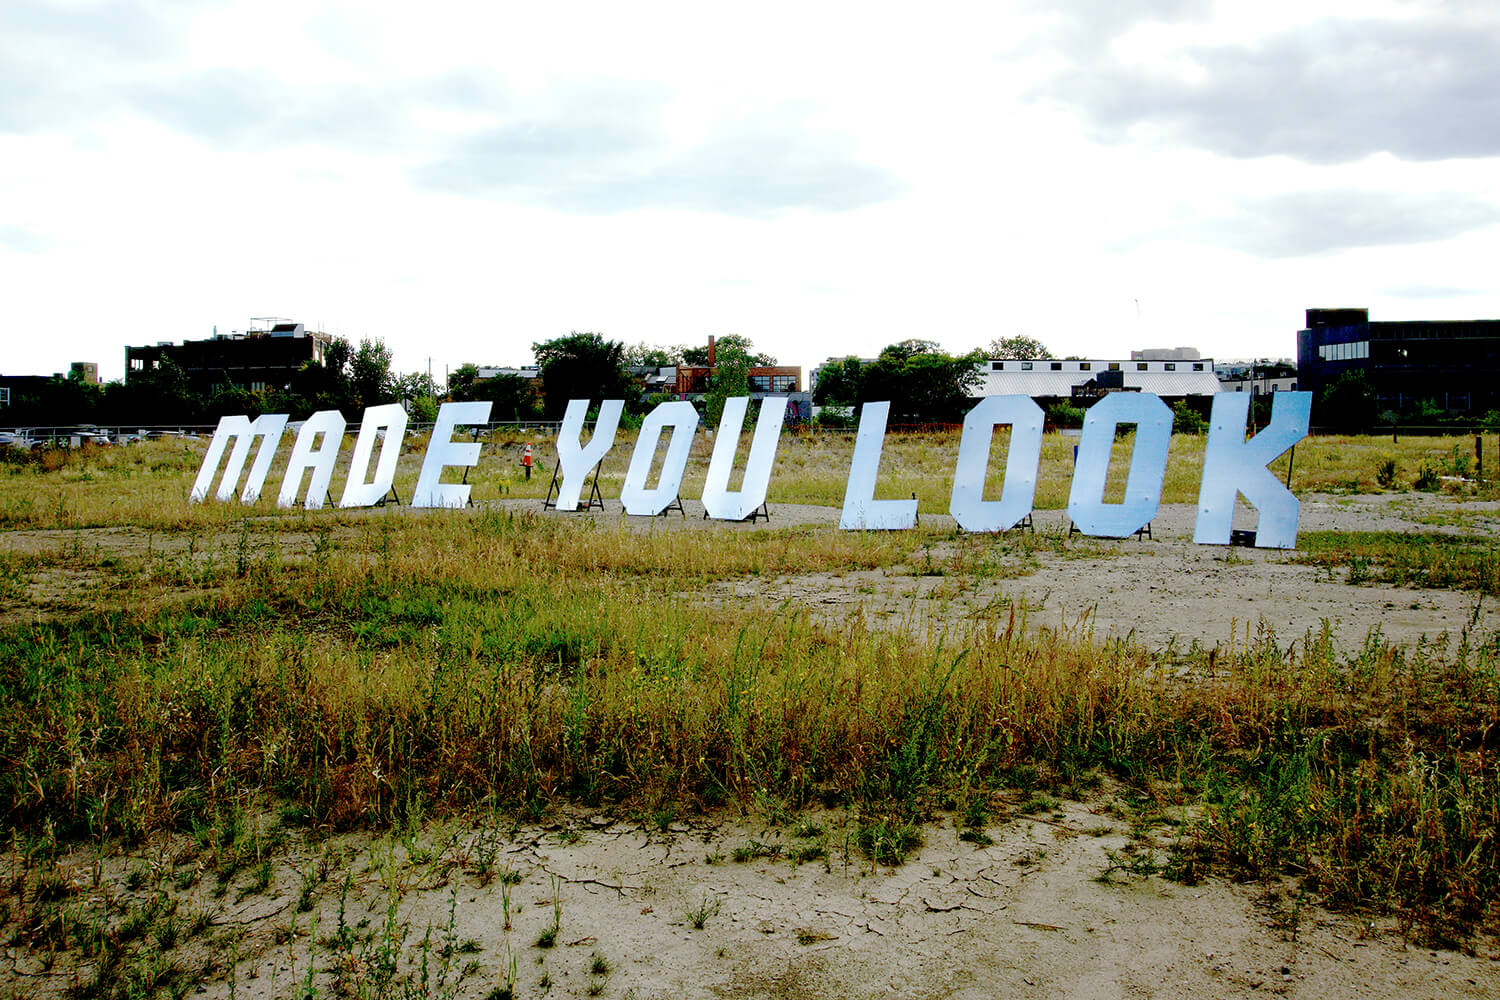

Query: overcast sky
<box><xmin>4</xmin><ymin>0</ymin><xmax>1498</xmax><ymax>384</ymax></box>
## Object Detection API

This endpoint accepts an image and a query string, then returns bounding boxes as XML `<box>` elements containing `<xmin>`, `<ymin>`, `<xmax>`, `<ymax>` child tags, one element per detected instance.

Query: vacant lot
<box><xmin>0</xmin><ymin>431</ymin><xmax>1496</xmax><ymax>998</ymax></box>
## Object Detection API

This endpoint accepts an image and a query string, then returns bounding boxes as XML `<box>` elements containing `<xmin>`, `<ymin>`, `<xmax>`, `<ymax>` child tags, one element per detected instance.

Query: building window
<box><xmin>1136</xmin><ymin>362</ymin><xmax>1148</xmax><ymax>371</ymax></box>
<box><xmin>1079</xmin><ymin>362</ymin><xmax>1091</xmax><ymax>370</ymax></box>
<box><xmin>991</xmin><ymin>361</ymin><xmax>1003</xmax><ymax>371</ymax></box>
<box><xmin>1164</xmin><ymin>362</ymin><xmax>1176</xmax><ymax>371</ymax></box>
<box><xmin>770</xmin><ymin>374</ymin><xmax>797</xmax><ymax>393</ymax></box>
<box><xmin>0</xmin><ymin>387</ymin><xmax>8</xmax><ymax>407</ymax></box>
<box><xmin>130</xmin><ymin>358</ymin><xmax>144</xmax><ymax>371</ymax></box>
<box><xmin>1021</xmin><ymin>361</ymin><xmax>1033</xmax><ymax>370</ymax></box>
<box><xmin>1108</xmin><ymin>362</ymin><xmax>1121</xmax><ymax>371</ymax></box>
<box><xmin>747</xmin><ymin>375</ymin><xmax>771</xmax><ymax>392</ymax></box>
<box><xmin>1051</xmin><ymin>361</ymin><xmax>1062</xmax><ymax>370</ymax></box>
<box><xmin>1192</xmin><ymin>362</ymin><xmax>1204</xmax><ymax>370</ymax></box>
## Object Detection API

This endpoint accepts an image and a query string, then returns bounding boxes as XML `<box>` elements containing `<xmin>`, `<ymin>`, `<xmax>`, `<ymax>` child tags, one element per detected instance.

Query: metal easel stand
<box><xmin>543</xmin><ymin>458</ymin><xmax>606</xmax><ymax>512</ymax></box>
<box><xmin>375</xmin><ymin>485</ymin><xmax>403</xmax><ymax>507</ymax></box>
<box><xmin>458</xmin><ymin>426</ymin><xmax>483</xmax><ymax>507</ymax></box>
<box><xmin>1068</xmin><ymin>519</ymin><xmax>1152</xmax><ymax>540</ymax></box>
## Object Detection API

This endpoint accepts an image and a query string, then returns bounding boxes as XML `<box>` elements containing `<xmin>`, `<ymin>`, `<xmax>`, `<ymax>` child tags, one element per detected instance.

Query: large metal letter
<box><xmin>339</xmin><ymin>403</ymin><xmax>408</xmax><ymax>508</ymax></box>
<box><xmin>277</xmin><ymin>409</ymin><xmax>346</xmax><ymax>509</ymax></box>
<box><xmin>702</xmin><ymin>396</ymin><xmax>787</xmax><ymax>521</ymax></box>
<box><xmin>555</xmin><ymin>399</ymin><xmax>623</xmax><ymax>511</ymax></box>
<box><xmin>191</xmin><ymin>413</ymin><xmax>289</xmax><ymax>503</ymax></box>
<box><xmin>620</xmin><ymin>400</ymin><xmax>698</xmax><ymax>515</ymax></box>
<box><xmin>840</xmin><ymin>401</ymin><xmax>917</xmax><ymax>530</ymax></box>
<box><xmin>1067</xmin><ymin>393</ymin><xmax>1173</xmax><ymax>537</ymax></box>
<box><xmin>413</xmin><ymin>401</ymin><xmax>492</xmax><ymax>508</ymax></box>
<box><xmin>1194</xmin><ymin>391</ymin><xmax>1311</xmax><ymax>549</ymax></box>
<box><xmin>949</xmin><ymin>395</ymin><xmax>1043</xmax><ymax>532</ymax></box>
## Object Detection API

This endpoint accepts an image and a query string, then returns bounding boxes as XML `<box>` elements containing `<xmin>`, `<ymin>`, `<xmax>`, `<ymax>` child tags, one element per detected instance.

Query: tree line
<box><xmin>3</xmin><ymin>330</ymin><xmax>1058</xmax><ymax>428</ymax></box>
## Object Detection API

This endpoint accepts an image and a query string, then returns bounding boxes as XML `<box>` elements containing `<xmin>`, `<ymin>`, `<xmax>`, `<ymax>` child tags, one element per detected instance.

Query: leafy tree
<box><xmin>1170</xmin><ymin>398</ymin><xmax>1208</xmax><ymax>434</ymax></box>
<box><xmin>812</xmin><ymin>358</ymin><xmax>865</xmax><ymax>406</ymax></box>
<box><xmin>987</xmin><ymin>335</ymin><xmax>1052</xmax><ymax>360</ymax></box>
<box><xmin>1045</xmin><ymin>401</ymin><xmax>1085</xmax><ymax>429</ymax></box>
<box><xmin>683</xmin><ymin>334</ymin><xmax>776</xmax><ymax>367</ymax></box>
<box><xmin>532</xmin><ymin>331</ymin><xmax>635</xmax><ymax>417</ymax></box>
<box><xmin>1316</xmin><ymin>370</ymin><xmax>1379</xmax><ymax>431</ymax></box>
<box><xmin>445</xmin><ymin>363</ymin><xmax>481</xmax><ymax>401</ymax></box>
<box><xmin>205</xmin><ymin>383</ymin><xmax>264</xmax><ymax>421</ymax></box>
<box><xmin>623</xmin><ymin>343</ymin><xmax>684</xmax><ymax>368</ymax></box>
<box><xmin>465</xmin><ymin>373</ymin><xmax>543</xmax><ymax>422</ymax></box>
<box><xmin>288</xmin><ymin>358</ymin><xmax>358</xmax><ymax>417</ymax></box>
<box><xmin>392</xmin><ymin>371</ymin><xmax>438</xmax><ymax>420</ymax></box>
<box><xmin>878</xmin><ymin>339</ymin><xmax>943</xmax><ymax>363</ymax></box>
<box><xmin>859</xmin><ymin>341</ymin><xmax>982</xmax><ymax>422</ymax></box>
<box><xmin>350</xmin><ymin>338</ymin><xmax>396</xmax><ymax>409</ymax></box>
<box><xmin>703</xmin><ymin>339</ymin><xmax>752</xmax><ymax>427</ymax></box>
<box><xmin>393</xmin><ymin>372</ymin><xmax>440</xmax><ymax>422</ymax></box>
<box><xmin>102</xmin><ymin>359</ymin><xmax>198</xmax><ymax>425</ymax></box>
<box><xmin>323</xmin><ymin>336</ymin><xmax>353</xmax><ymax>377</ymax></box>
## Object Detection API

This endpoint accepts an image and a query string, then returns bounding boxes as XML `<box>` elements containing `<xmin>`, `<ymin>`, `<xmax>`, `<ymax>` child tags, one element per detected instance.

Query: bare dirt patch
<box><xmin>9</xmin><ymin>802</ymin><xmax>1497</xmax><ymax>1000</ymax></box>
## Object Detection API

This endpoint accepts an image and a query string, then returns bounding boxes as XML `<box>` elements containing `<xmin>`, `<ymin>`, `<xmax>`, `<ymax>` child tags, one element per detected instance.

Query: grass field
<box><xmin>0</xmin><ymin>430</ymin><xmax>1497</xmax><ymax>997</ymax></box>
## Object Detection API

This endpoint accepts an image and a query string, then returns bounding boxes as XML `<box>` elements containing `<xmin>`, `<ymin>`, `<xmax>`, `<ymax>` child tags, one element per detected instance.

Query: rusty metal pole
<box><xmin>1478</xmin><ymin>434</ymin><xmax>1484</xmax><ymax>482</ymax></box>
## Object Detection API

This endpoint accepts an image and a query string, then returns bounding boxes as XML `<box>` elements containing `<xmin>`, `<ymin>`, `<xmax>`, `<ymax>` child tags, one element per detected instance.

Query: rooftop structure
<box><xmin>973</xmin><ymin>358</ymin><xmax>1221</xmax><ymax>401</ymax></box>
<box><xmin>125</xmin><ymin>319</ymin><xmax>333</xmax><ymax>394</ymax></box>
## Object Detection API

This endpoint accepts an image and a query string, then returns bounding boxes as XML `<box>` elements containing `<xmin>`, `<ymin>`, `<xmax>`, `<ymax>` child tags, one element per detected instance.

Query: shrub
<box><xmin>1376</xmin><ymin>458</ymin><xmax>1397</xmax><ymax>489</ymax></box>
<box><xmin>1045</xmin><ymin>402</ymin><xmax>1084</xmax><ymax>429</ymax></box>
<box><xmin>1171</xmin><ymin>400</ymin><xmax>1208</xmax><ymax>434</ymax></box>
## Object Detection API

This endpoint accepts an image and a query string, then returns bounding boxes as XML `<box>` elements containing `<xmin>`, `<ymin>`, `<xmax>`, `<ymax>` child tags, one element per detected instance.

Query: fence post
<box><xmin>1478</xmin><ymin>434</ymin><xmax>1484</xmax><ymax>482</ymax></box>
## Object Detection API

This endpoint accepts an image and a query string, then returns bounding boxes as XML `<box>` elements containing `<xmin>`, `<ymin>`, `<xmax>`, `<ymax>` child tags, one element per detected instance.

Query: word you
<box><xmin>192</xmin><ymin>391</ymin><xmax>1310</xmax><ymax>548</ymax></box>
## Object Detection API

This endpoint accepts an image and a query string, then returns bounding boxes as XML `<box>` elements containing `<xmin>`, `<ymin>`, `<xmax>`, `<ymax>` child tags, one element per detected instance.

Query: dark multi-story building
<box><xmin>1297</xmin><ymin>308</ymin><xmax>1500</xmax><ymax>413</ymax></box>
<box><xmin>125</xmin><ymin>319</ymin><xmax>333</xmax><ymax>395</ymax></box>
<box><xmin>0</xmin><ymin>374</ymin><xmax>56</xmax><ymax>411</ymax></box>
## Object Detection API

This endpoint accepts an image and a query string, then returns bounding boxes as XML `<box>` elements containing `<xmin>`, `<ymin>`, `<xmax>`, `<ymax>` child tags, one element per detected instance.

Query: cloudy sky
<box><xmin>4</xmin><ymin>0</ymin><xmax>1498</xmax><ymax>384</ymax></box>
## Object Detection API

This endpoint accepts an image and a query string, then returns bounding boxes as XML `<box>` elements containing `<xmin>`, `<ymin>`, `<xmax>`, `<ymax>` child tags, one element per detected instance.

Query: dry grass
<box><xmin>1</xmin><ymin>427</ymin><xmax>1498</xmax><ymax>980</ymax></box>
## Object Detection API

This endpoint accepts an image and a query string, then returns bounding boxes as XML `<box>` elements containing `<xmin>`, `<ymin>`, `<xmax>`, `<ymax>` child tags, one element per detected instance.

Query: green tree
<box><xmin>683</xmin><ymin>334</ymin><xmax>776</xmax><ymax>367</ymax></box>
<box><xmin>350</xmin><ymin>338</ymin><xmax>396</xmax><ymax>409</ymax></box>
<box><xmin>986</xmin><ymin>335</ymin><xmax>1052</xmax><ymax>360</ymax></box>
<box><xmin>859</xmin><ymin>341</ymin><xmax>982</xmax><ymax>422</ymax></box>
<box><xmin>101</xmin><ymin>359</ymin><xmax>199</xmax><ymax>425</ymax></box>
<box><xmin>812</xmin><ymin>358</ymin><xmax>864</xmax><ymax>406</ymax></box>
<box><xmin>623</xmin><ymin>343</ymin><xmax>684</xmax><ymax>368</ymax></box>
<box><xmin>1317</xmin><ymin>370</ymin><xmax>1379</xmax><ymax>431</ymax></box>
<box><xmin>532</xmin><ymin>331</ymin><xmax>635</xmax><ymax>417</ymax></box>
<box><xmin>703</xmin><ymin>339</ymin><xmax>752</xmax><ymax>427</ymax></box>
<box><xmin>288</xmin><ymin>358</ymin><xmax>357</xmax><ymax>417</ymax></box>
<box><xmin>470</xmin><ymin>374</ymin><xmax>543</xmax><ymax>422</ymax></box>
<box><xmin>444</xmin><ymin>363</ymin><xmax>481</xmax><ymax>401</ymax></box>
<box><xmin>1170</xmin><ymin>398</ymin><xmax>1208</xmax><ymax>434</ymax></box>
